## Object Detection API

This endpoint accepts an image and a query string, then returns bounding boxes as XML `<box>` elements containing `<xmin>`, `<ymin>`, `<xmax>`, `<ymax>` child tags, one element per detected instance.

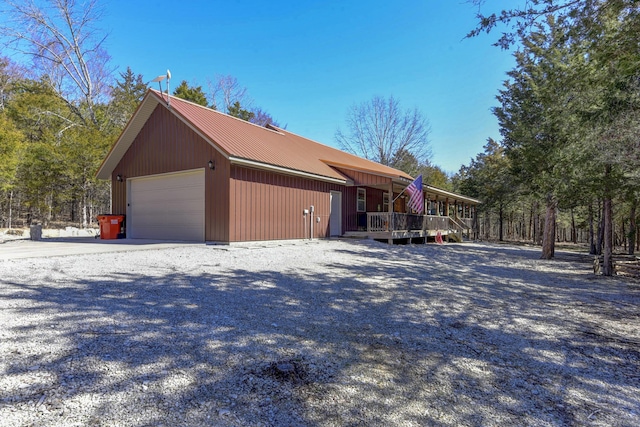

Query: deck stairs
<box><xmin>447</xmin><ymin>217</ymin><xmax>469</xmax><ymax>242</ymax></box>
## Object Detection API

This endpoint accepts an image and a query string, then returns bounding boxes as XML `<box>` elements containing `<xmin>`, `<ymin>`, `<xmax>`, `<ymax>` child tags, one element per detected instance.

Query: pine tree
<box><xmin>173</xmin><ymin>80</ymin><xmax>208</xmax><ymax>107</ymax></box>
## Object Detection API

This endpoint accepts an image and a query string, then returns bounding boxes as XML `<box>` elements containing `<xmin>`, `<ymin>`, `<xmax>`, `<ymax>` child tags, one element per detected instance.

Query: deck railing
<box><xmin>424</xmin><ymin>215</ymin><xmax>450</xmax><ymax>231</ymax></box>
<box><xmin>457</xmin><ymin>217</ymin><xmax>473</xmax><ymax>229</ymax></box>
<box><xmin>367</xmin><ymin>212</ymin><xmax>391</xmax><ymax>232</ymax></box>
<box><xmin>367</xmin><ymin>212</ymin><xmax>454</xmax><ymax>233</ymax></box>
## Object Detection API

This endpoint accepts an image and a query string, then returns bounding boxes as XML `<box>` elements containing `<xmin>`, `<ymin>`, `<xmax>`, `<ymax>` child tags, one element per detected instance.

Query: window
<box><xmin>383</xmin><ymin>192</ymin><xmax>389</xmax><ymax>212</ymax></box>
<box><xmin>357</xmin><ymin>188</ymin><xmax>366</xmax><ymax>212</ymax></box>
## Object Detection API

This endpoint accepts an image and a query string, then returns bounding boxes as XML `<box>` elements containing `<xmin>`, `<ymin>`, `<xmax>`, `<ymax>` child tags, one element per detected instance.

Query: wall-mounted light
<box><xmin>116</xmin><ymin>174</ymin><xmax>123</xmax><ymax>182</ymax></box>
<box><xmin>208</xmin><ymin>160</ymin><xmax>215</xmax><ymax>170</ymax></box>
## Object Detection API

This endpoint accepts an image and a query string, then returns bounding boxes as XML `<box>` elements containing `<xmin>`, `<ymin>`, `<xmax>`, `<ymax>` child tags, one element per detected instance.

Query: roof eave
<box><xmin>321</xmin><ymin>160</ymin><xmax>412</xmax><ymax>182</ymax></box>
<box><xmin>230</xmin><ymin>157</ymin><xmax>347</xmax><ymax>184</ymax></box>
<box><xmin>424</xmin><ymin>185</ymin><xmax>481</xmax><ymax>204</ymax></box>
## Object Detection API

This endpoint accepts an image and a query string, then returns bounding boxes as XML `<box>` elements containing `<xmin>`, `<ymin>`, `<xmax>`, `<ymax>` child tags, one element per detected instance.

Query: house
<box><xmin>96</xmin><ymin>89</ymin><xmax>479</xmax><ymax>243</ymax></box>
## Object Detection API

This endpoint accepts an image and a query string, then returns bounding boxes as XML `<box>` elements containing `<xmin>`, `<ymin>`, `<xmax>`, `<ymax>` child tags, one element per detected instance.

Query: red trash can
<box><xmin>97</xmin><ymin>215</ymin><xmax>125</xmax><ymax>240</ymax></box>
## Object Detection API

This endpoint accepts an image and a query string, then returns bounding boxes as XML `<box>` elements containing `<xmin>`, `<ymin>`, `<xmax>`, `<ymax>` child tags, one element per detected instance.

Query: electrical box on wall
<box><xmin>303</xmin><ymin>209</ymin><xmax>309</xmax><ymax>215</ymax></box>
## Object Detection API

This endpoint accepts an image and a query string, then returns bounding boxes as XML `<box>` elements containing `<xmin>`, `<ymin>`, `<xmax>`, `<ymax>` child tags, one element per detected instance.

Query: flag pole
<box><xmin>392</xmin><ymin>175</ymin><xmax>423</xmax><ymax>204</ymax></box>
<box><xmin>400</xmin><ymin>175</ymin><xmax>425</xmax><ymax>214</ymax></box>
<box><xmin>391</xmin><ymin>186</ymin><xmax>407</xmax><ymax>204</ymax></box>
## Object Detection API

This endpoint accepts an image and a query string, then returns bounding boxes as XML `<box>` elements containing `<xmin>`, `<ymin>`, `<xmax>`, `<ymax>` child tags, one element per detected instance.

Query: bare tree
<box><xmin>250</xmin><ymin>107</ymin><xmax>280</xmax><ymax>127</ymax></box>
<box><xmin>206</xmin><ymin>74</ymin><xmax>283</xmax><ymax>127</ymax></box>
<box><xmin>207</xmin><ymin>74</ymin><xmax>250</xmax><ymax>112</ymax></box>
<box><xmin>0</xmin><ymin>56</ymin><xmax>24</xmax><ymax>111</ymax></box>
<box><xmin>0</xmin><ymin>0</ymin><xmax>112</xmax><ymax>126</ymax></box>
<box><xmin>335</xmin><ymin>95</ymin><xmax>432</xmax><ymax>168</ymax></box>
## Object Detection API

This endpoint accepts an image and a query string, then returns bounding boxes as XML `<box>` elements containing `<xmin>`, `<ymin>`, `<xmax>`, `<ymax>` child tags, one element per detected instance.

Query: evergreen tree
<box><xmin>173</xmin><ymin>80</ymin><xmax>208</xmax><ymax>107</ymax></box>
<box><xmin>109</xmin><ymin>67</ymin><xmax>148</xmax><ymax>129</ymax></box>
<box><xmin>227</xmin><ymin>101</ymin><xmax>255</xmax><ymax>121</ymax></box>
<box><xmin>0</xmin><ymin>113</ymin><xmax>24</xmax><ymax>228</ymax></box>
<box><xmin>494</xmin><ymin>15</ymin><xmax>583</xmax><ymax>257</ymax></box>
<box><xmin>453</xmin><ymin>138</ymin><xmax>514</xmax><ymax>241</ymax></box>
<box><xmin>470</xmin><ymin>1</ymin><xmax>640</xmax><ymax>271</ymax></box>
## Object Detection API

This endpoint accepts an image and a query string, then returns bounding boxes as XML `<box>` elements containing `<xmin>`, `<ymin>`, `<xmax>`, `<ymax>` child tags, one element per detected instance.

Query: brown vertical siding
<box><xmin>110</xmin><ymin>105</ymin><xmax>230</xmax><ymax>242</ymax></box>
<box><xmin>343</xmin><ymin>187</ymin><xmax>358</xmax><ymax>231</ymax></box>
<box><xmin>367</xmin><ymin>190</ymin><xmax>384</xmax><ymax>213</ymax></box>
<box><xmin>229</xmin><ymin>166</ymin><xmax>343</xmax><ymax>242</ymax></box>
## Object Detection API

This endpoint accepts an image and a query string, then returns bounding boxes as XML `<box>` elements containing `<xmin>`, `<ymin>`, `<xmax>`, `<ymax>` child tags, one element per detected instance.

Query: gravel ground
<box><xmin>0</xmin><ymin>239</ymin><xmax>639</xmax><ymax>427</ymax></box>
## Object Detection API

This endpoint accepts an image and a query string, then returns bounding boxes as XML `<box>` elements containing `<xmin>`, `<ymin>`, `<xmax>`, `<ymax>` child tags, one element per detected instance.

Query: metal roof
<box><xmin>97</xmin><ymin>90</ymin><xmax>413</xmax><ymax>182</ymax></box>
<box><xmin>96</xmin><ymin>90</ymin><xmax>480</xmax><ymax>204</ymax></box>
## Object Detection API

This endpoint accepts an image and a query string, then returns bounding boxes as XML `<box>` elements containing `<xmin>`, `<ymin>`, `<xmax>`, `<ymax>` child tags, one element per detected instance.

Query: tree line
<box><xmin>0</xmin><ymin>0</ymin><xmax>447</xmax><ymax>231</ymax></box>
<box><xmin>6</xmin><ymin>0</ymin><xmax>636</xmax><ymax>279</ymax></box>
<box><xmin>0</xmin><ymin>0</ymin><xmax>277</xmax><ymax>230</ymax></box>
<box><xmin>453</xmin><ymin>0</ymin><xmax>640</xmax><ymax>275</ymax></box>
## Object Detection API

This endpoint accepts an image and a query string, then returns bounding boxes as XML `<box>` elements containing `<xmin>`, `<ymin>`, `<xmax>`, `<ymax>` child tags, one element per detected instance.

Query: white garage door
<box><xmin>129</xmin><ymin>170</ymin><xmax>205</xmax><ymax>241</ymax></box>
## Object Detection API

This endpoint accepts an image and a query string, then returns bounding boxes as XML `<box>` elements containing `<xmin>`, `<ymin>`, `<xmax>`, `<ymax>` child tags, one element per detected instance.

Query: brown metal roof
<box><xmin>163</xmin><ymin>91</ymin><xmax>414</xmax><ymax>182</ymax></box>
<box><xmin>97</xmin><ymin>89</ymin><xmax>413</xmax><ymax>182</ymax></box>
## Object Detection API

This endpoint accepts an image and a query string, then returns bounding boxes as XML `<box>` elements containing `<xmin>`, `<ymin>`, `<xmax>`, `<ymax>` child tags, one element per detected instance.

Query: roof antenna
<box><xmin>151</xmin><ymin>69</ymin><xmax>171</xmax><ymax>107</ymax></box>
<box><xmin>166</xmin><ymin>69</ymin><xmax>171</xmax><ymax>107</ymax></box>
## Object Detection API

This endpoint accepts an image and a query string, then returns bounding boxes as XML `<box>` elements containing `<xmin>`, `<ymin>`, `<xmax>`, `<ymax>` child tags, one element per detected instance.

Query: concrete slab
<box><xmin>0</xmin><ymin>237</ymin><xmax>202</xmax><ymax>260</ymax></box>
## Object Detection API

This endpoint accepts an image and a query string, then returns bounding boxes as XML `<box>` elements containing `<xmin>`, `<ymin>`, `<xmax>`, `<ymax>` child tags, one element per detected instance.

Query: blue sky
<box><xmin>102</xmin><ymin>0</ymin><xmax>515</xmax><ymax>174</ymax></box>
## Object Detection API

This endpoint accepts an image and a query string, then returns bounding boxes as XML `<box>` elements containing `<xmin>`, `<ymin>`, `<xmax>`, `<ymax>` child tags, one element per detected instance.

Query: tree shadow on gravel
<box><xmin>1</xmin><ymin>240</ymin><xmax>639</xmax><ymax>426</ymax></box>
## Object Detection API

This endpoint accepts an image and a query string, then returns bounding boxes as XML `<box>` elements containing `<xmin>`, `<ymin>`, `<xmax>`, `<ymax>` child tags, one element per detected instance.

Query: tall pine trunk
<box><xmin>541</xmin><ymin>194</ymin><xmax>557</xmax><ymax>259</ymax></box>
<box><xmin>589</xmin><ymin>203</ymin><xmax>597</xmax><ymax>255</ymax></box>
<box><xmin>602</xmin><ymin>165</ymin><xmax>614</xmax><ymax>276</ymax></box>
<box><xmin>8</xmin><ymin>190</ymin><xmax>13</xmax><ymax>229</ymax></box>
<box><xmin>630</xmin><ymin>198</ymin><xmax>636</xmax><ymax>256</ymax></box>
<box><xmin>522</xmin><ymin>203</ymin><xmax>526</xmax><ymax>240</ymax></box>
<box><xmin>597</xmin><ymin>200</ymin><xmax>604</xmax><ymax>256</ymax></box>
<box><xmin>499</xmin><ymin>204</ymin><xmax>504</xmax><ymax>241</ymax></box>
<box><xmin>602</xmin><ymin>197</ymin><xmax>614</xmax><ymax>275</ymax></box>
<box><xmin>532</xmin><ymin>201</ymin><xmax>540</xmax><ymax>244</ymax></box>
<box><xmin>571</xmin><ymin>208</ymin><xmax>576</xmax><ymax>244</ymax></box>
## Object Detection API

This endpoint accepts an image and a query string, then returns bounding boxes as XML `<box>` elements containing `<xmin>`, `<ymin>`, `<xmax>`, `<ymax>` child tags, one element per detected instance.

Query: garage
<box><xmin>128</xmin><ymin>169</ymin><xmax>205</xmax><ymax>241</ymax></box>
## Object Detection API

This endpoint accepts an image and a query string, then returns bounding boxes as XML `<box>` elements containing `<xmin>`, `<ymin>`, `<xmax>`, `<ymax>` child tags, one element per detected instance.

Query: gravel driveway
<box><xmin>1</xmin><ymin>239</ymin><xmax>638</xmax><ymax>426</ymax></box>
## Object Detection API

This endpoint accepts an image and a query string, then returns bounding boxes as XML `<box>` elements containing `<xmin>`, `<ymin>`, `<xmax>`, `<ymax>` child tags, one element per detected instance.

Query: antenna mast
<box><xmin>166</xmin><ymin>70</ymin><xmax>171</xmax><ymax>107</ymax></box>
<box><xmin>151</xmin><ymin>69</ymin><xmax>172</xmax><ymax>107</ymax></box>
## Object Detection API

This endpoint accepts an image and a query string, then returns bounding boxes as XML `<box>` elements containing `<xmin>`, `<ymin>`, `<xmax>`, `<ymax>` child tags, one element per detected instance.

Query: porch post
<box><xmin>445</xmin><ymin>198</ymin><xmax>450</xmax><ymax>217</ymax></box>
<box><xmin>388</xmin><ymin>180</ymin><xmax>394</xmax><ymax>244</ymax></box>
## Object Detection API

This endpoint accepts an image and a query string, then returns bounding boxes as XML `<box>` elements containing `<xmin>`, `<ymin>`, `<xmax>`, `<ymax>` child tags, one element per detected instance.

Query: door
<box><xmin>330</xmin><ymin>191</ymin><xmax>342</xmax><ymax>236</ymax></box>
<box><xmin>129</xmin><ymin>169</ymin><xmax>205</xmax><ymax>241</ymax></box>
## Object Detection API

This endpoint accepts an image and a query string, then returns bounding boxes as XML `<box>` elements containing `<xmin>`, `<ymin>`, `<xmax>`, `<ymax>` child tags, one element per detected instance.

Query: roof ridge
<box><xmin>150</xmin><ymin>89</ymin><xmax>284</xmax><ymax>135</ymax></box>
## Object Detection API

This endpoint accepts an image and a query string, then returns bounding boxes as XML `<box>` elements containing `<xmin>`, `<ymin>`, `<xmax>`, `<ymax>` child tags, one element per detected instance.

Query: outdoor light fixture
<box><xmin>208</xmin><ymin>160</ymin><xmax>215</xmax><ymax>170</ymax></box>
<box><xmin>116</xmin><ymin>174</ymin><xmax>123</xmax><ymax>182</ymax></box>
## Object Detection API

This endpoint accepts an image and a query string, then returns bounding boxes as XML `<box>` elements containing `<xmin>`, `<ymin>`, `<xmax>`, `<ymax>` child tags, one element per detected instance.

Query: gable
<box><xmin>118</xmin><ymin>105</ymin><xmax>216</xmax><ymax>175</ymax></box>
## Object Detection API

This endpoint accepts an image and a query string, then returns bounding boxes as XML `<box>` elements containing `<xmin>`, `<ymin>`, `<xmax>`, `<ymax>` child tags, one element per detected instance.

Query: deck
<box><xmin>343</xmin><ymin>212</ymin><xmax>474</xmax><ymax>242</ymax></box>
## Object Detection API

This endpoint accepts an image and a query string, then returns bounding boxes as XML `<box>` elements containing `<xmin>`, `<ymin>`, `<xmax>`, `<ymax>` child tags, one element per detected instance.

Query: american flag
<box><xmin>405</xmin><ymin>175</ymin><xmax>424</xmax><ymax>214</ymax></box>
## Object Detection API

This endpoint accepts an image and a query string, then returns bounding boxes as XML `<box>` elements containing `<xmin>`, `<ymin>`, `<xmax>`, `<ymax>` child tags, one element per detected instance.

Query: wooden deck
<box><xmin>343</xmin><ymin>213</ymin><xmax>474</xmax><ymax>243</ymax></box>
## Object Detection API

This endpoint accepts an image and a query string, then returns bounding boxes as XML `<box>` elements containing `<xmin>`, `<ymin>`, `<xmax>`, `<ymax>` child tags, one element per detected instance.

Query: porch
<box><xmin>343</xmin><ymin>212</ymin><xmax>475</xmax><ymax>243</ymax></box>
